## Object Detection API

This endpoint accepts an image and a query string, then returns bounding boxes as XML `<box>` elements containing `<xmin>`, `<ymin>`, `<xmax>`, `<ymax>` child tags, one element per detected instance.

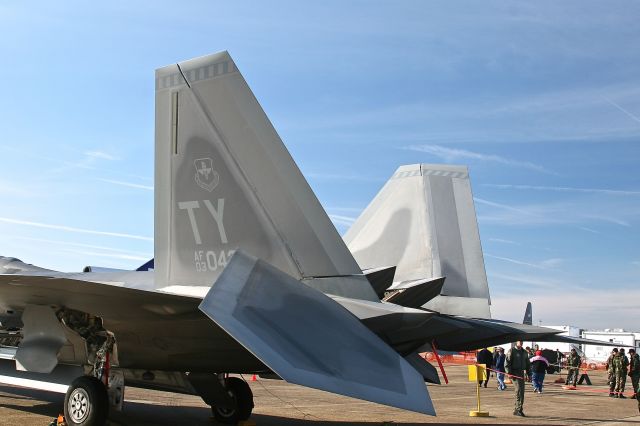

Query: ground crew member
<box><xmin>607</xmin><ymin>348</ymin><xmax>619</xmax><ymax>397</ymax></box>
<box><xmin>614</xmin><ymin>349</ymin><xmax>629</xmax><ymax>398</ymax></box>
<box><xmin>506</xmin><ymin>340</ymin><xmax>530</xmax><ymax>417</ymax></box>
<box><xmin>565</xmin><ymin>348</ymin><xmax>581</xmax><ymax>386</ymax></box>
<box><xmin>629</xmin><ymin>348</ymin><xmax>640</xmax><ymax>398</ymax></box>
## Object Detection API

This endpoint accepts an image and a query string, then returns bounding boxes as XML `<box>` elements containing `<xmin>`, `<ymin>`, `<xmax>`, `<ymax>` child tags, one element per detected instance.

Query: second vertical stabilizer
<box><xmin>344</xmin><ymin>164</ymin><xmax>491</xmax><ymax>317</ymax></box>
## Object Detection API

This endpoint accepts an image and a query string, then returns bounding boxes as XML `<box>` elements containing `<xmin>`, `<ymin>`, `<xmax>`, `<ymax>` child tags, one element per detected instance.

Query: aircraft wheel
<box><xmin>212</xmin><ymin>377</ymin><xmax>254</xmax><ymax>424</ymax></box>
<box><xmin>64</xmin><ymin>376</ymin><xmax>109</xmax><ymax>426</ymax></box>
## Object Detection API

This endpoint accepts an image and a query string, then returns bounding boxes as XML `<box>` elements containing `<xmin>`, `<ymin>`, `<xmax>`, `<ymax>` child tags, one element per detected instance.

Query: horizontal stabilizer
<box><xmin>419</xmin><ymin>316</ymin><xmax>566</xmax><ymax>352</ymax></box>
<box><xmin>363</xmin><ymin>266</ymin><xmax>396</xmax><ymax>298</ymax></box>
<box><xmin>404</xmin><ymin>353</ymin><xmax>440</xmax><ymax>384</ymax></box>
<box><xmin>199</xmin><ymin>251</ymin><xmax>435</xmax><ymax>415</ymax></box>
<box><xmin>384</xmin><ymin>277</ymin><xmax>446</xmax><ymax>308</ymax></box>
<box><xmin>535</xmin><ymin>334</ymin><xmax>620</xmax><ymax>347</ymax></box>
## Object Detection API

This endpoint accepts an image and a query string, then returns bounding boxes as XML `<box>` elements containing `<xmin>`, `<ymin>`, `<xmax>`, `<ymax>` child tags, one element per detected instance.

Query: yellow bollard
<box><xmin>468</xmin><ymin>364</ymin><xmax>490</xmax><ymax>417</ymax></box>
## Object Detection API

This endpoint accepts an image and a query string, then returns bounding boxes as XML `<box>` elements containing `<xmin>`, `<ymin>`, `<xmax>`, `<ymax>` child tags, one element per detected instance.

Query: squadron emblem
<box><xmin>194</xmin><ymin>157</ymin><xmax>220</xmax><ymax>192</ymax></box>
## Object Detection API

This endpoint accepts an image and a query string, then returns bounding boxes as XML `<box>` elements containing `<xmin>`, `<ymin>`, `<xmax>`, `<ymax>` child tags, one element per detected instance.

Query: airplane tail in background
<box><xmin>154</xmin><ymin>52</ymin><xmax>376</xmax><ymax>301</ymax></box>
<box><xmin>344</xmin><ymin>164</ymin><xmax>492</xmax><ymax>318</ymax></box>
<box><xmin>523</xmin><ymin>302</ymin><xmax>533</xmax><ymax>325</ymax></box>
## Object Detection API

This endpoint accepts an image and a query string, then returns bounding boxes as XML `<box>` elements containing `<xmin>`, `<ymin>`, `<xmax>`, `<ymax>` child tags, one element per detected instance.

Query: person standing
<box><xmin>506</xmin><ymin>340</ymin><xmax>530</xmax><ymax>417</ymax></box>
<box><xmin>629</xmin><ymin>348</ymin><xmax>640</xmax><ymax>398</ymax></box>
<box><xmin>555</xmin><ymin>348</ymin><xmax>564</xmax><ymax>373</ymax></box>
<box><xmin>530</xmin><ymin>350</ymin><xmax>550</xmax><ymax>394</ymax></box>
<box><xmin>565</xmin><ymin>348</ymin><xmax>581</xmax><ymax>387</ymax></box>
<box><xmin>525</xmin><ymin>346</ymin><xmax>534</xmax><ymax>382</ymax></box>
<box><xmin>607</xmin><ymin>348</ymin><xmax>619</xmax><ymax>397</ymax></box>
<box><xmin>476</xmin><ymin>347</ymin><xmax>493</xmax><ymax>388</ymax></box>
<box><xmin>615</xmin><ymin>349</ymin><xmax>630</xmax><ymax>398</ymax></box>
<box><xmin>494</xmin><ymin>347</ymin><xmax>507</xmax><ymax>391</ymax></box>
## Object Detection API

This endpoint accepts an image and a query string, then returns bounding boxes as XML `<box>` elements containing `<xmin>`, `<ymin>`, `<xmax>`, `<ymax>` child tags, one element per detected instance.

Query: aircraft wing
<box><xmin>0</xmin><ymin>274</ymin><xmax>200</xmax><ymax>321</ymax></box>
<box><xmin>0</xmin><ymin>273</ymin><xmax>268</xmax><ymax>375</ymax></box>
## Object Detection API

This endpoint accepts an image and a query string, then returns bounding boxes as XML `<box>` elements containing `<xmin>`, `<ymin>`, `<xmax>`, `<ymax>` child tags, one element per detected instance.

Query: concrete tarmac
<box><xmin>0</xmin><ymin>365</ymin><xmax>638</xmax><ymax>425</ymax></box>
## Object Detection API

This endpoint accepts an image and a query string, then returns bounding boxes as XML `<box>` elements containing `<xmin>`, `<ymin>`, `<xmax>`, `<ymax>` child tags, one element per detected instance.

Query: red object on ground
<box><xmin>431</xmin><ymin>340</ymin><xmax>449</xmax><ymax>384</ymax></box>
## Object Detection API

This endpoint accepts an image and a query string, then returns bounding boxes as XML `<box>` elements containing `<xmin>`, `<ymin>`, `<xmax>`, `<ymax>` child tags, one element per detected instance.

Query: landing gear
<box><xmin>211</xmin><ymin>377</ymin><xmax>254</xmax><ymax>424</ymax></box>
<box><xmin>64</xmin><ymin>376</ymin><xmax>109</xmax><ymax>426</ymax></box>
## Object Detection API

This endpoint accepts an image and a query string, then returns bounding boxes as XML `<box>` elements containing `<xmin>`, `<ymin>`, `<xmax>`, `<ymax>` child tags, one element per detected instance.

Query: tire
<box><xmin>212</xmin><ymin>377</ymin><xmax>254</xmax><ymax>424</ymax></box>
<box><xmin>64</xmin><ymin>376</ymin><xmax>109</xmax><ymax>426</ymax></box>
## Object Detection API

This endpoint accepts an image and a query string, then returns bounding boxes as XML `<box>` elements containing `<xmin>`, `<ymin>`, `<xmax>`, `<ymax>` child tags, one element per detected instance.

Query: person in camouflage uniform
<box><xmin>506</xmin><ymin>341</ymin><xmax>531</xmax><ymax>417</ymax></box>
<box><xmin>614</xmin><ymin>349</ymin><xmax>630</xmax><ymax>398</ymax></box>
<box><xmin>627</xmin><ymin>348</ymin><xmax>639</xmax><ymax>398</ymax></box>
<box><xmin>607</xmin><ymin>348</ymin><xmax>619</xmax><ymax>397</ymax></box>
<box><xmin>565</xmin><ymin>348</ymin><xmax>581</xmax><ymax>386</ymax></box>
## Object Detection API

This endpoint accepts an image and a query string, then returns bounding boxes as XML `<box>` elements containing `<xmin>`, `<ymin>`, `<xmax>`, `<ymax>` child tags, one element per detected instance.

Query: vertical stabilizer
<box><xmin>154</xmin><ymin>52</ymin><xmax>375</xmax><ymax>301</ymax></box>
<box><xmin>344</xmin><ymin>164</ymin><xmax>491</xmax><ymax>317</ymax></box>
<box><xmin>523</xmin><ymin>302</ymin><xmax>533</xmax><ymax>325</ymax></box>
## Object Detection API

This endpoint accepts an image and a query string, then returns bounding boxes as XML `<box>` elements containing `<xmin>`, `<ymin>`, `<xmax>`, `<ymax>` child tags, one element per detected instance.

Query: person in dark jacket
<box><xmin>477</xmin><ymin>347</ymin><xmax>493</xmax><ymax>387</ymax></box>
<box><xmin>629</xmin><ymin>348</ymin><xmax>640</xmax><ymax>398</ymax></box>
<box><xmin>494</xmin><ymin>347</ymin><xmax>507</xmax><ymax>390</ymax></box>
<box><xmin>530</xmin><ymin>350</ymin><xmax>550</xmax><ymax>393</ymax></box>
<box><xmin>507</xmin><ymin>340</ymin><xmax>531</xmax><ymax>417</ymax></box>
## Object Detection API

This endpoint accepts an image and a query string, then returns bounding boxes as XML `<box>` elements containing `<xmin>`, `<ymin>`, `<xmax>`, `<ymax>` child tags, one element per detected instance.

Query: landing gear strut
<box><xmin>63</xmin><ymin>376</ymin><xmax>109</xmax><ymax>426</ymax></box>
<box><xmin>211</xmin><ymin>376</ymin><xmax>254</xmax><ymax>425</ymax></box>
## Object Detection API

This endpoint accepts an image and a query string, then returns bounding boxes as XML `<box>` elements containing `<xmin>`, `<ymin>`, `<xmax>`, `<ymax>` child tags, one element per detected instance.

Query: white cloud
<box><xmin>405</xmin><ymin>144</ymin><xmax>555</xmax><ymax>174</ymax></box>
<box><xmin>328</xmin><ymin>214</ymin><xmax>357</xmax><ymax>227</ymax></box>
<box><xmin>98</xmin><ymin>179</ymin><xmax>153</xmax><ymax>191</ymax></box>
<box><xmin>602</xmin><ymin>96</ymin><xmax>640</xmax><ymax>125</ymax></box>
<box><xmin>474</xmin><ymin>197</ymin><xmax>539</xmax><ymax>217</ymax></box>
<box><xmin>578</xmin><ymin>227</ymin><xmax>602</xmax><ymax>235</ymax></box>
<box><xmin>60</xmin><ymin>248</ymin><xmax>149</xmax><ymax>262</ymax></box>
<box><xmin>0</xmin><ymin>217</ymin><xmax>153</xmax><ymax>241</ymax></box>
<box><xmin>486</xmin><ymin>254</ymin><xmax>564</xmax><ymax>270</ymax></box>
<box><xmin>475</xmin><ymin>197</ymin><xmax>636</xmax><ymax>228</ymax></box>
<box><xmin>84</xmin><ymin>151</ymin><xmax>119</xmax><ymax>161</ymax></box>
<box><xmin>305</xmin><ymin>172</ymin><xmax>384</xmax><ymax>183</ymax></box>
<box><xmin>13</xmin><ymin>236</ymin><xmax>152</xmax><ymax>258</ymax></box>
<box><xmin>487</xmin><ymin>238</ymin><xmax>520</xmax><ymax>245</ymax></box>
<box><xmin>483</xmin><ymin>183</ymin><xmax>640</xmax><ymax>196</ymax></box>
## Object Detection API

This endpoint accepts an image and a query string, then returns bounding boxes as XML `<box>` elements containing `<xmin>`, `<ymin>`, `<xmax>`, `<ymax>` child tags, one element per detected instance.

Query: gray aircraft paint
<box><xmin>154</xmin><ymin>52</ymin><xmax>376</xmax><ymax>301</ymax></box>
<box><xmin>199</xmin><ymin>250</ymin><xmax>435</xmax><ymax>415</ymax></box>
<box><xmin>344</xmin><ymin>164</ymin><xmax>491</xmax><ymax>318</ymax></box>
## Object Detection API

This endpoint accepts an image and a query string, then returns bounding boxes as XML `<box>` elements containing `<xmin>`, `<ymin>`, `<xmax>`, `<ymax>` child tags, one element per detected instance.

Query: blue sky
<box><xmin>1</xmin><ymin>1</ymin><xmax>639</xmax><ymax>329</ymax></box>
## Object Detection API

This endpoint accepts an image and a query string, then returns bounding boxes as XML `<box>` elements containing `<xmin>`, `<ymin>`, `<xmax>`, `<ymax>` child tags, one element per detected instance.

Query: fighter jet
<box><xmin>0</xmin><ymin>51</ymin><xmax>447</xmax><ymax>426</ymax></box>
<box><xmin>0</xmin><ymin>52</ymin><xmax>613</xmax><ymax>426</ymax></box>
